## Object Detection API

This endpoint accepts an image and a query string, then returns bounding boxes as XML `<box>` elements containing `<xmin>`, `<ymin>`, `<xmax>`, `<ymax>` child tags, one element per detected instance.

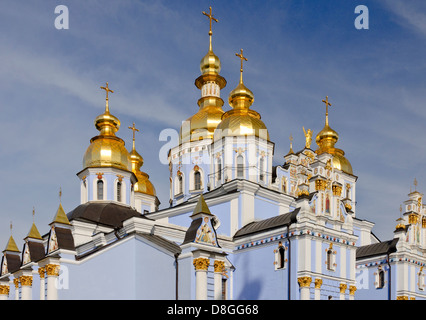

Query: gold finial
<box><xmin>10</xmin><ymin>221</ymin><xmax>12</xmax><ymax>235</ymax></box>
<box><xmin>322</xmin><ymin>96</ymin><xmax>332</xmax><ymax>126</ymax></box>
<box><xmin>235</xmin><ymin>49</ymin><xmax>248</xmax><ymax>83</ymax></box>
<box><xmin>414</xmin><ymin>178</ymin><xmax>418</xmax><ymax>191</ymax></box>
<box><xmin>202</xmin><ymin>6</ymin><xmax>218</xmax><ymax>51</ymax></box>
<box><xmin>32</xmin><ymin>207</ymin><xmax>35</xmax><ymax>222</ymax></box>
<box><xmin>59</xmin><ymin>187</ymin><xmax>62</xmax><ymax>203</ymax></box>
<box><xmin>100</xmin><ymin>82</ymin><xmax>114</xmax><ymax>113</ymax></box>
<box><xmin>128</xmin><ymin>122</ymin><xmax>140</xmax><ymax>150</ymax></box>
<box><xmin>289</xmin><ymin>134</ymin><xmax>294</xmax><ymax>153</ymax></box>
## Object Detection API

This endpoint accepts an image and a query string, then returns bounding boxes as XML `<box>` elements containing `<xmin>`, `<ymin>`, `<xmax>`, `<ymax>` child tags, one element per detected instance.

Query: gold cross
<box><xmin>202</xmin><ymin>6</ymin><xmax>218</xmax><ymax>36</ymax></box>
<box><xmin>59</xmin><ymin>187</ymin><xmax>62</xmax><ymax>203</ymax></box>
<box><xmin>100</xmin><ymin>82</ymin><xmax>114</xmax><ymax>100</ymax></box>
<box><xmin>32</xmin><ymin>207</ymin><xmax>35</xmax><ymax>222</ymax></box>
<box><xmin>322</xmin><ymin>96</ymin><xmax>332</xmax><ymax>116</ymax></box>
<box><xmin>236</xmin><ymin>49</ymin><xmax>248</xmax><ymax>73</ymax></box>
<box><xmin>128</xmin><ymin>122</ymin><xmax>140</xmax><ymax>150</ymax></box>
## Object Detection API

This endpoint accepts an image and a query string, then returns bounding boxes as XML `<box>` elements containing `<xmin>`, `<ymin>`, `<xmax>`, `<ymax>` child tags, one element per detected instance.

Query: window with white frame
<box><xmin>237</xmin><ymin>155</ymin><xmax>244</xmax><ymax>178</ymax></box>
<box><xmin>194</xmin><ymin>171</ymin><xmax>202</xmax><ymax>190</ymax></box>
<box><xmin>97</xmin><ymin>180</ymin><xmax>104</xmax><ymax>200</ymax></box>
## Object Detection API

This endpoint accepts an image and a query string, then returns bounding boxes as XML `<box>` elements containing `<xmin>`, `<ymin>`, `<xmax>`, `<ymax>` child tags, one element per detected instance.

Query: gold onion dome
<box><xmin>180</xmin><ymin>7</ymin><xmax>226</xmax><ymax>143</ymax></box>
<box><xmin>315</xmin><ymin>96</ymin><xmax>353</xmax><ymax>175</ymax></box>
<box><xmin>128</xmin><ymin>124</ymin><xmax>156</xmax><ymax>197</ymax></box>
<box><xmin>215</xmin><ymin>49</ymin><xmax>269</xmax><ymax>141</ymax></box>
<box><xmin>83</xmin><ymin>83</ymin><xmax>131</xmax><ymax>171</ymax></box>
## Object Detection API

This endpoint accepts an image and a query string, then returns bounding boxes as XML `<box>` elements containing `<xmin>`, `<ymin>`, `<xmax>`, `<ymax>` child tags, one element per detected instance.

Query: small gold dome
<box><xmin>315</xmin><ymin>120</ymin><xmax>352</xmax><ymax>175</ymax></box>
<box><xmin>83</xmin><ymin>83</ymin><xmax>131</xmax><ymax>171</ymax></box>
<box><xmin>128</xmin><ymin>128</ymin><xmax>156</xmax><ymax>197</ymax></box>
<box><xmin>215</xmin><ymin>50</ymin><xmax>269</xmax><ymax>141</ymax></box>
<box><xmin>83</xmin><ymin>135</ymin><xmax>130</xmax><ymax>171</ymax></box>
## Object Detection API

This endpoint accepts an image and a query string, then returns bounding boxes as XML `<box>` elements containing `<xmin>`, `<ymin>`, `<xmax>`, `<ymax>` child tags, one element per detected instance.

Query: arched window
<box><xmin>217</xmin><ymin>158</ymin><xmax>222</xmax><ymax>181</ymax></box>
<box><xmin>194</xmin><ymin>171</ymin><xmax>201</xmax><ymax>190</ymax></box>
<box><xmin>282</xmin><ymin>178</ymin><xmax>286</xmax><ymax>193</ymax></box>
<box><xmin>116</xmin><ymin>181</ymin><xmax>122</xmax><ymax>202</ymax></box>
<box><xmin>237</xmin><ymin>155</ymin><xmax>244</xmax><ymax>178</ymax></box>
<box><xmin>378</xmin><ymin>269</ymin><xmax>385</xmax><ymax>289</ymax></box>
<box><xmin>274</xmin><ymin>242</ymin><xmax>286</xmax><ymax>270</ymax></box>
<box><xmin>259</xmin><ymin>157</ymin><xmax>264</xmax><ymax>182</ymax></box>
<box><xmin>327</xmin><ymin>249</ymin><xmax>333</xmax><ymax>270</ymax></box>
<box><xmin>97</xmin><ymin>180</ymin><xmax>104</xmax><ymax>200</ymax></box>
<box><xmin>178</xmin><ymin>175</ymin><xmax>183</xmax><ymax>194</ymax></box>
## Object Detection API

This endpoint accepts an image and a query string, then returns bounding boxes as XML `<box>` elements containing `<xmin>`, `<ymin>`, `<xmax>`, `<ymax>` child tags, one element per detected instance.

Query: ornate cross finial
<box><xmin>59</xmin><ymin>187</ymin><xmax>62</xmax><ymax>203</ymax></box>
<box><xmin>100</xmin><ymin>82</ymin><xmax>114</xmax><ymax>100</ymax></box>
<box><xmin>100</xmin><ymin>82</ymin><xmax>114</xmax><ymax>113</ymax></box>
<box><xmin>236</xmin><ymin>49</ymin><xmax>248</xmax><ymax>83</ymax></box>
<box><xmin>10</xmin><ymin>221</ymin><xmax>12</xmax><ymax>235</ymax></box>
<box><xmin>202</xmin><ymin>6</ymin><xmax>218</xmax><ymax>36</ymax></box>
<box><xmin>322</xmin><ymin>96</ymin><xmax>332</xmax><ymax>125</ymax></box>
<box><xmin>288</xmin><ymin>134</ymin><xmax>294</xmax><ymax>154</ymax></box>
<box><xmin>414</xmin><ymin>178</ymin><xmax>418</xmax><ymax>191</ymax></box>
<box><xmin>32</xmin><ymin>207</ymin><xmax>35</xmax><ymax>222</ymax></box>
<box><xmin>202</xmin><ymin>6</ymin><xmax>218</xmax><ymax>51</ymax></box>
<box><xmin>128</xmin><ymin>122</ymin><xmax>140</xmax><ymax>150</ymax></box>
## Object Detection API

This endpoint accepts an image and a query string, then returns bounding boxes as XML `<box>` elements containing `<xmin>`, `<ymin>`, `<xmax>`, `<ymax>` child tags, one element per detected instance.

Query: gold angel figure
<box><xmin>303</xmin><ymin>127</ymin><xmax>313</xmax><ymax>149</ymax></box>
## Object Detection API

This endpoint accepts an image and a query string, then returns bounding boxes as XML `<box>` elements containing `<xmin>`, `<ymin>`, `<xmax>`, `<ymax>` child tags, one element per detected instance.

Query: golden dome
<box><xmin>180</xmin><ymin>98</ymin><xmax>225</xmax><ymax>142</ymax></box>
<box><xmin>128</xmin><ymin>124</ymin><xmax>156</xmax><ymax>197</ymax></box>
<box><xmin>83</xmin><ymin>83</ymin><xmax>131</xmax><ymax>171</ymax></box>
<box><xmin>315</xmin><ymin>97</ymin><xmax>353</xmax><ymax>175</ymax></box>
<box><xmin>215</xmin><ymin>49</ymin><xmax>269</xmax><ymax>141</ymax></box>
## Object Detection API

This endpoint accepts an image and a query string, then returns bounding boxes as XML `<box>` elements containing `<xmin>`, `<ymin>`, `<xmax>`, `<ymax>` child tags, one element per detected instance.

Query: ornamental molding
<box><xmin>19</xmin><ymin>275</ymin><xmax>33</xmax><ymax>287</ymax></box>
<box><xmin>214</xmin><ymin>260</ymin><xmax>225</xmax><ymax>273</ymax></box>
<box><xmin>46</xmin><ymin>264</ymin><xmax>60</xmax><ymax>277</ymax></box>
<box><xmin>193</xmin><ymin>258</ymin><xmax>210</xmax><ymax>271</ymax></box>
<box><xmin>0</xmin><ymin>285</ymin><xmax>10</xmax><ymax>295</ymax></box>
<box><xmin>297</xmin><ymin>276</ymin><xmax>312</xmax><ymax>288</ymax></box>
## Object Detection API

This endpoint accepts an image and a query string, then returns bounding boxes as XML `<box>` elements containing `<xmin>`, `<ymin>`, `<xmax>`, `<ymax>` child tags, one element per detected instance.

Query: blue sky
<box><xmin>1</xmin><ymin>0</ymin><xmax>426</xmax><ymax>249</ymax></box>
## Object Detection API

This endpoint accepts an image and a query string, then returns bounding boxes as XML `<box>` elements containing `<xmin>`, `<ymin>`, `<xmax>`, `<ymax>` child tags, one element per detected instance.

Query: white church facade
<box><xmin>1</xmin><ymin>7</ymin><xmax>426</xmax><ymax>301</ymax></box>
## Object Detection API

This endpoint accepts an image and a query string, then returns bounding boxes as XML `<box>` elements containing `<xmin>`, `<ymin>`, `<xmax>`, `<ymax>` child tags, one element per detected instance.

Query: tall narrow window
<box><xmin>259</xmin><ymin>157</ymin><xmax>264</xmax><ymax>182</ymax></box>
<box><xmin>194</xmin><ymin>171</ymin><xmax>201</xmax><ymax>190</ymax></box>
<box><xmin>274</xmin><ymin>242</ymin><xmax>286</xmax><ymax>270</ymax></box>
<box><xmin>327</xmin><ymin>249</ymin><xmax>333</xmax><ymax>270</ymax></box>
<box><xmin>378</xmin><ymin>269</ymin><xmax>385</xmax><ymax>289</ymax></box>
<box><xmin>217</xmin><ymin>159</ymin><xmax>222</xmax><ymax>181</ymax></box>
<box><xmin>237</xmin><ymin>155</ymin><xmax>244</xmax><ymax>178</ymax></box>
<box><xmin>178</xmin><ymin>175</ymin><xmax>183</xmax><ymax>194</ymax></box>
<box><xmin>97</xmin><ymin>180</ymin><xmax>104</xmax><ymax>200</ymax></box>
<box><xmin>116</xmin><ymin>181</ymin><xmax>122</xmax><ymax>202</ymax></box>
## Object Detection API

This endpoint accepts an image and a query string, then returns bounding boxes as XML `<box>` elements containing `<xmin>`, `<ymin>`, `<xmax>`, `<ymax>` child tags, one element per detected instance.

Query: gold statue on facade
<box><xmin>303</xmin><ymin>127</ymin><xmax>313</xmax><ymax>149</ymax></box>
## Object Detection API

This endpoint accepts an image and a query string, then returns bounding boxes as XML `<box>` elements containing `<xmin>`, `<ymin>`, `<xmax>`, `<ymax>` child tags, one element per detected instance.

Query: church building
<box><xmin>0</xmin><ymin>7</ymin><xmax>425</xmax><ymax>301</ymax></box>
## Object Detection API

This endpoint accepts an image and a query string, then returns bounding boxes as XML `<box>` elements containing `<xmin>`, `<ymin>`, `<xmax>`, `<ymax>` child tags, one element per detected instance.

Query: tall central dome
<box><xmin>83</xmin><ymin>83</ymin><xmax>131</xmax><ymax>171</ymax></box>
<box><xmin>180</xmin><ymin>7</ymin><xmax>227</xmax><ymax>142</ymax></box>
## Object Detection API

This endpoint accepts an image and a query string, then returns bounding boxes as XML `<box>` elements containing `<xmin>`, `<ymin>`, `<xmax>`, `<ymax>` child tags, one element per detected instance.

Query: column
<box><xmin>13</xmin><ymin>278</ymin><xmax>19</xmax><ymax>300</ymax></box>
<box><xmin>297</xmin><ymin>276</ymin><xmax>312</xmax><ymax>300</ymax></box>
<box><xmin>314</xmin><ymin>278</ymin><xmax>322</xmax><ymax>300</ymax></box>
<box><xmin>38</xmin><ymin>267</ymin><xmax>46</xmax><ymax>300</ymax></box>
<box><xmin>349</xmin><ymin>285</ymin><xmax>356</xmax><ymax>300</ymax></box>
<box><xmin>214</xmin><ymin>260</ymin><xmax>225</xmax><ymax>300</ymax></box>
<box><xmin>339</xmin><ymin>283</ymin><xmax>347</xmax><ymax>300</ymax></box>
<box><xmin>46</xmin><ymin>264</ymin><xmax>60</xmax><ymax>300</ymax></box>
<box><xmin>193</xmin><ymin>258</ymin><xmax>209</xmax><ymax>300</ymax></box>
<box><xmin>0</xmin><ymin>284</ymin><xmax>10</xmax><ymax>300</ymax></box>
<box><xmin>19</xmin><ymin>275</ymin><xmax>33</xmax><ymax>300</ymax></box>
